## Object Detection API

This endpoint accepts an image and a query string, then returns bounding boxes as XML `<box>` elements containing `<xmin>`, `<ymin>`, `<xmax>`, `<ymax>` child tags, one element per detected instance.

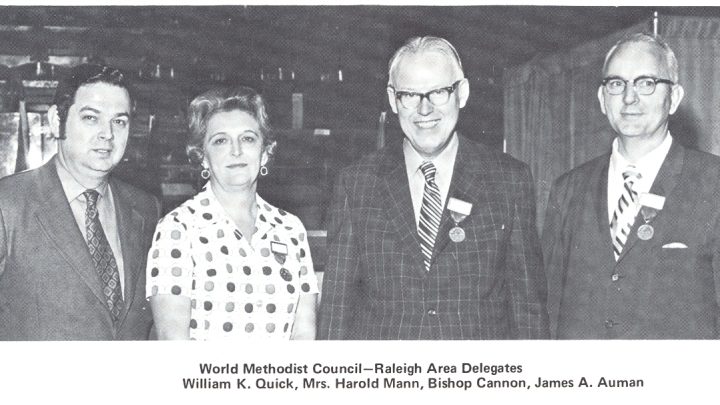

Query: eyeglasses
<box><xmin>601</xmin><ymin>76</ymin><xmax>675</xmax><ymax>96</ymax></box>
<box><xmin>389</xmin><ymin>80</ymin><xmax>462</xmax><ymax>109</ymax></box>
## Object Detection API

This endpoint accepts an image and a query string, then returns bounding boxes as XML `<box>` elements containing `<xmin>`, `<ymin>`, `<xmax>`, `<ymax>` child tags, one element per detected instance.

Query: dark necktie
<box><xmin>84</xmin><ymin>189</ymin><xmax>124</xmax><ymax>323</ymax></box>
<box><xmin>610</xmin><ymin>167</ymin><xmax>641</xmax><ymax>260</ymax></box>
<box><xmin>418</xmin><ymin>161</ymin><xmax>443</xmax><ymax>271</ymax></box>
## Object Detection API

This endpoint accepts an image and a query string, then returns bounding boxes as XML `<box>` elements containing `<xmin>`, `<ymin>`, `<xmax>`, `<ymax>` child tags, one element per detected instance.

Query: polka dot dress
<box><xmin>146</xmin><ymin>184</ymin><xmax>318</xmax><ymax>340</ymax></box>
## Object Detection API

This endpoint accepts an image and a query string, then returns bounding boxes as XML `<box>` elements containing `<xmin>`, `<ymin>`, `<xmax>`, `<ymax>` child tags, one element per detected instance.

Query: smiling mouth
<box><xmin>621</xmin><ymin>110</ymin><xmax>643</xmax><ymax>116</ymax></box>
<box><xmin>92</xmin><ymin>148</ymin><xmax>113</xmax><ymax>155</ymax></box>
<box><xmin>414</xmin><ymin>119</ymin><xmax>440</xmax><ymax>129</ymax></box>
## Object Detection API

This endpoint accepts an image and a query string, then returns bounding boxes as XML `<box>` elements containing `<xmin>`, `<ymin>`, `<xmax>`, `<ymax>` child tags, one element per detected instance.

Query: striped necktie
<box><xmin>610</xmin><ymin>167</ymin><xmax>641</xmax><ymax>260</ymax></box>
<box><xmin>418</xmin><ymin>161</ymin><xmax>443</xmax><ymax>271</ymax></box>
<box><xmin>84</xmin><ymin>189</ymin><xmax>124</xmax><ymax>323</ymax></box>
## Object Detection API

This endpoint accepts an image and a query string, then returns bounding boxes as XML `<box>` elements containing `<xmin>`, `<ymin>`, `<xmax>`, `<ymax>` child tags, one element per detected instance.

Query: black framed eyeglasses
<box><xmin>601</xmin><ymin>76</ymin><xmax>675</xmax><ymax>96</ymax></box>
<box><xmin>389</xmin><ymin>79</ymin><xmax>463</xmax><ymax>109</ymax></box>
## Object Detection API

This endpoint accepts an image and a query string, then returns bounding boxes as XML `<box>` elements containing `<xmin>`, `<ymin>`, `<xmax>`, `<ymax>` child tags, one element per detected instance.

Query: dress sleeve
<box><xmin>146</xmin><ymin>213</ymin><xmax>194</xmax><ymax>299</ymax></box>
<box><xmin>294</xmin><ymin>218</ymin><xmax>319</xmax><ymax>296</ymax></box>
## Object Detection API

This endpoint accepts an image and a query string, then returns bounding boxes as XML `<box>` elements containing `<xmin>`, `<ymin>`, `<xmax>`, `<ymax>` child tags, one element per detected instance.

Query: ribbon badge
<box><xmin>637</xmin><ymin>192</ymin><xmax>665</xmax><ymax>241</ymax></box>
<box><xmin>447</xmin><ymin>197</ymin><xmax>472</xmax><ymax>243</ymax></box>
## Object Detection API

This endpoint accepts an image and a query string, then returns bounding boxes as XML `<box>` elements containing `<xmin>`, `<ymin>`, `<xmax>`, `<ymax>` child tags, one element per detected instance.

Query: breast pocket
<box><xmin>657</xmin><ymin>243</ymin><xmax>694</xmax><ymax>270</ymax></box>
<box><xmin>453</xmin><ymin>222</ymin><xmax>504</xmax><ymax>276</ymax></box>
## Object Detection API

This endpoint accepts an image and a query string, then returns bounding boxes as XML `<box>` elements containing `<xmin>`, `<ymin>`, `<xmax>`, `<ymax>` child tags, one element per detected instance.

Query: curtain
<box><xmin>504</xmin><ymin>16</ymin><xmax>720</xmax><ymax>230</ymax></box>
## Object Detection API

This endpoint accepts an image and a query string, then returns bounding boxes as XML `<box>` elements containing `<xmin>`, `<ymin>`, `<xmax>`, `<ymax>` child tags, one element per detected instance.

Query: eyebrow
<box><xmin>78</xmin><ymin>106</ymin><xmax>130</xmax><ymax>118</ymax></box>
<box><xmin>78</xmin><ymin>106</ymin><xmax>101</xmax><ymax>114</ymax></box>
<box><xmin>208</xmin><ymin>130</ymin><xmax>259</xmax><ymax>138</ymax></box>
<box><xmin>603</xmin><ymin>74</ymin><xmax>657</xmax><ymax>80</ymax></box>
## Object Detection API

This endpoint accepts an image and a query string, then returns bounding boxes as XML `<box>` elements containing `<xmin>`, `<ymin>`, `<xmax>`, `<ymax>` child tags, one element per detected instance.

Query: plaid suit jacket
<box><xmin>319</xmin><ymin>135</ymin><xmax>549</xmax><ymax>339</ymax></box>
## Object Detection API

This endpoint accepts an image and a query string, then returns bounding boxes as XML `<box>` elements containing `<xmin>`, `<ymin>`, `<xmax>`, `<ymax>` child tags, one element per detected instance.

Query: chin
<box><xmin>88</xmin><ymin>162</ymin><xmax>117</xmax><ymax>172</ymax></box>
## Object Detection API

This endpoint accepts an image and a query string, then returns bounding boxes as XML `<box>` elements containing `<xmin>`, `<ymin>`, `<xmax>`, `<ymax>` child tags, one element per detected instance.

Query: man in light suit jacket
<box><xmin>319</xmin><ymin>36</ymin><xmax>549</xmax><ymax>339</ymax></box>
<box><xmin>544</xmin><ymin>33</ymin><xmax>720</xmax><ymax>339</ymax></box>
<box><xmin>0</xmin><ymin>64</ymin><xmax>160</xmax><ymax>340</ymax></box>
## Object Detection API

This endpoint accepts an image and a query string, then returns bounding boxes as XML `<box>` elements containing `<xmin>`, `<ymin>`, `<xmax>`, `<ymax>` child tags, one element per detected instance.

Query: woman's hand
<box><xmin>291</xmin><ymin>294</ymin><xmax>318</xmax><ymax>340</ymax></box>
<box><xmin>149</xmin><ymin>295</ymin><xmax>192</xmax><ymax>340</ymax></box>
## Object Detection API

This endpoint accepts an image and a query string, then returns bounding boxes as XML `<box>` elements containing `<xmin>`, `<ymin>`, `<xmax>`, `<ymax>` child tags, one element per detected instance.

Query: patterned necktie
<box><xmin>418</xmin><ymin>161</ymin><xmax>443</xmax><ymax>271</ymax></box>
<box><xmin>84</xmin><ymin>189</ymin><xmax>124</xmax><ymax>323</ymax></box>
<box><xmin>610</xmin><ymin>167</ymin><xmax>641</xmax><ymax>260</ymax></box>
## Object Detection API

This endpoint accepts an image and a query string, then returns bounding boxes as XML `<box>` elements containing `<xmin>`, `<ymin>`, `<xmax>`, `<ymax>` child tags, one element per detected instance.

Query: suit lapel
<box><xmin>378</xmin><ymin>145</ymin><xmax>425</xmax><ymax>274</ymax></box>
<box><xmin>33</xmin><ymin>159</ymin><xmax>107</xmax><ymax>307</ymax></box>
<box><xmin>589</xmin><ymin>156</ymin><xmax>619</xmax><ymax>269</ymax></box>
<box><xmin>594</xmin><ymin>155</ymin><xmax>612</xmax><ymax>240</ymax></box>
<box><xmin>110</xmin><ymin>178</ymin><xmax>146</xmax><ymax>325</ymax></box>
<box><xmin>617</xmin><ymin>141</ymin><xmax>684</xmax><ymax>262</ymax></box>
<box><xmin>433</xmin><ymin>137</ymin><xmax>481</xmax><ymax>258</ymax></box>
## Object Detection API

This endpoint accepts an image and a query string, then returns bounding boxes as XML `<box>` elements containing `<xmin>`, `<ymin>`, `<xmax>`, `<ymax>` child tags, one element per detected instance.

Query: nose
<box><xmin>622</xmin><ymin>83</ymin><xmax>639</xmax><ymax>105</ymax></box>
<box><xmin>231</xmin><ymin>139</ymin><xmax>242</xmax><ymax>156</ymax></box>
<box><xmin>417</xmin><ymin>95</ymin><xmax>434</xmax><ymax>115</ymax></box>
<box><xmin>98</xmin><ymin>121</ymin><xmax>114</xmax><ymax>140</ymax></box>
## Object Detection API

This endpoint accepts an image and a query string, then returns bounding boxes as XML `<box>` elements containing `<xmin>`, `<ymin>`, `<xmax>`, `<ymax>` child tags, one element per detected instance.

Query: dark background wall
<box><xmin>6</xmin><ymin>6</ymin><xmax>709</xmax><ymax>147</ymax></box>
<box><xmin>2</xmin><ymin>5</ymin><xmax>719</xmax><ymax>229</ymax></box>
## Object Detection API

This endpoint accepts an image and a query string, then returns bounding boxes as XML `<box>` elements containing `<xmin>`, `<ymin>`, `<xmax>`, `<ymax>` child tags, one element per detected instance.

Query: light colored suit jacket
<box><xmin>319</xmin><ymin>135</ymin><xmax>549</xmax><ymax>339</ymax></box>
<box><xmin>0</xmin><ymin>158</ymin><xmax>160</xmax><ymax>340</ymax></box>
<box><xmin>543</xmin><ymin>140</ymin><xmax>720</xmax><ymax>339</ymax></box>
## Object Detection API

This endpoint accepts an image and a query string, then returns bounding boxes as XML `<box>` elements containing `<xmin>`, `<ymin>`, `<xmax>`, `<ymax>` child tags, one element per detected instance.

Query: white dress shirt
<box><xmin>607</xmin><ymin>133</ymin><xmax>673</xmax><ymax>226</ymax></box>
<box><xmin>403</xmin><ymin>132</ymin><xmax>459</xmax><ymax>226</ymax></box>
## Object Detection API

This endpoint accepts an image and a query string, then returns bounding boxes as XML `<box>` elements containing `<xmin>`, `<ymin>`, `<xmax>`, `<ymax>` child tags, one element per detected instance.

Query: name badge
<box><xmin>270</xmin><ymin>241</ymin><xmax>288</xmax><ymax>255</ymax></box>
<box><xmin>447</xmin><ymin>198</ymin><xmax>472</xmax><ymax>216</ymax></box>
<box><xmin>638</xmin><ymin>193</ymin><xmax>665</xmax><ymax>210</ymax></box>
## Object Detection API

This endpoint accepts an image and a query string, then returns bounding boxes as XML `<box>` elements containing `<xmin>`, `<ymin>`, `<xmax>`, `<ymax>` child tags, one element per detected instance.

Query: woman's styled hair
<box><xmin>186</xmin><ymin>86</ymin><xmax>275</xmax><ymax>165</ymax></box>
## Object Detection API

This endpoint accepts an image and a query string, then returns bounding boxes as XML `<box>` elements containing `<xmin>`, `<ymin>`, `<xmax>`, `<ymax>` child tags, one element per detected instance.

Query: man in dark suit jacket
<box><xmin>319</xmin><ymin>36</ymin><xmax>549</xmax><ymax>339</ymax></box>
<box><xmin>0</xmin><ymin>64</ymin><xmax>160</xmax><ymax>340</ymax></box>
<box><xmin>544</xmin><ymin>33</ymin><xmax>720</xmax><ymax>339</ymax></box>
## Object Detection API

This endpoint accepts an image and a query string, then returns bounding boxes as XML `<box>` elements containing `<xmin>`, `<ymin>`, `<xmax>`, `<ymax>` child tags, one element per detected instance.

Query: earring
<box><xmin>260</xmin><ymin>166</ymin><xmax>268</xmax><ymax>176</ymax></box>
<box><xmin>200</xmin><ymin>167</ymin><xmax>210</xmax><ymax>179</ymax></box>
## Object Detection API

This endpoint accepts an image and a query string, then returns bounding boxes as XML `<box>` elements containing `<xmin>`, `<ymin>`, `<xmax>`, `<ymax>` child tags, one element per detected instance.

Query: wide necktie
<box><xmin>610</xmin><ymin>167</ymin><xmax>641</xmax><ymax>260</ymax></box>
<box><xmin>84</xmin><ymin>189</ymin><xmax>124</xmax><ymax>323</ymax></box>
<box><xmin>418</xmin><ymin>161</ymin><xmax>443</xmax><ymax>271</ymax></box>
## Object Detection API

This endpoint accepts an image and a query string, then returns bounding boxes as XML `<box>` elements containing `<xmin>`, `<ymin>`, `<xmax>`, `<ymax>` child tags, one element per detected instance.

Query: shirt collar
<box><xmin>54</xmin><ymin>158</ymin><xmax>110</xmax><ymax>203</ymax></box>
<box><xmin>403</xmin><ymin>131</ymin><xmax>459</xmax><ymax>179</ymax></box>
<box><xmin>610</xmin><ymin>132</ymin><xmax>673</xmax><ymax>179</ymax></box>
<box><xmin>193</xmin><ymin>182</ymin><xmax>276</xmax><ymax>238</ymax></box>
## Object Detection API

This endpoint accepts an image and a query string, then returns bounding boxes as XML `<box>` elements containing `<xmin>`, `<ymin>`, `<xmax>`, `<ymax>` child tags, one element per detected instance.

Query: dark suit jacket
<box><xmin>319</xmin><ymin>135</ymin><xmax>549</xmax><ymax>339</ymax></box>
<box><xmin>0</xmin><ymin>158</ymin><xmax>160</xmax><ymax>340</ymax></box>
<box><xmin>543</xmin><ymin>140</ymin><xmax>720</xmax><ymax>339</ymax></box>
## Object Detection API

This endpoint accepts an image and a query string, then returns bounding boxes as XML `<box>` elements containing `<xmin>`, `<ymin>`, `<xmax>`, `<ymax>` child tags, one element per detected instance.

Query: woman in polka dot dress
<box><xmin>146</xmin><ymin>86</ymin><xmax>318</xmax><ymax>340</ymax></box>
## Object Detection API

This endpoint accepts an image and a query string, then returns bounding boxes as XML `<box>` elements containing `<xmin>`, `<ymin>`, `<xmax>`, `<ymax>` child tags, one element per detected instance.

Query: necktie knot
<box><xmin>420</xmin><ymin>161</ymin><xmax>437</xmax><ymax>184</ymax></box>
<box><xmin>84</xmin><ymin>189</ymin><xmax>100</xmax><ymax>210</ymax></box>
<box><xmin>622</xmin><ymin>166</ymin><xmax>641</xmax><ymax>183</ymax></box>
<box><xmin>621</xmin><ymin>167</ymin><xmax>641</xmax><ymax>198</ymax></box>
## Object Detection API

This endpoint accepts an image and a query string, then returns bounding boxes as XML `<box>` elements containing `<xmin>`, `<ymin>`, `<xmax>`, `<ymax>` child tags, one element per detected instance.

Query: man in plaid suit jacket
<box><xmin>319</xmin><ymin>36</ymin><xmax>549</xmax><ymax>339</ymax></box>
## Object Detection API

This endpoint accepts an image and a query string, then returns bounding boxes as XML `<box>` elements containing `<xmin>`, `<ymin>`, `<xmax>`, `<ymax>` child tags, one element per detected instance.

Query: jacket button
<box><xmin>605</xmin><ymin>319</ymin><xmax>616</xmax><ymax>328</ymax></box>
<box><xmin>611</xmin><ymin>274</ymin><xmax>619</xmax><ymax>282</ymax></box>
<box><xmin>427</xmin><ymin>309</ymin><xmax>437</xmax><ymax>315</ymax></box>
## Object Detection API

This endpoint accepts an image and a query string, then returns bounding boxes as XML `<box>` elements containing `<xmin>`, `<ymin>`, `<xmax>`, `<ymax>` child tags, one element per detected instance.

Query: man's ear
<box><xmin>457</xmin><ymin>78</ymin><xmax>470</xmax><ymax>109</ymax></box>
<box><xmin>669</xmin><ymin>84</ymin><xmax>685</xmax><ymax>115</ymax></box>
<box><xmin>386</xmin><ymin>87</ymin><xmax>398</xmax><ymax>114</ymax></box>
<box><xmin>47</xmin><ymin>105</ymin><xmax>62</xmax><ymax>139</ymax></box>
<box><xmin>597</xmin><ymin>86</ymin><xmax>607</xmax><ymax>116</ymax></box>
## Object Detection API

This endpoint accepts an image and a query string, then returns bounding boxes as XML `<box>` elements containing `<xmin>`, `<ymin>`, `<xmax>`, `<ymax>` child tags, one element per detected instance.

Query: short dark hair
<box><xmin>186</xmin><ymin>86</ymin><xmax>275</xmax><ymax>166</ymax></box>
<box><xmin>53</xmin><ymin>64</ymin><xmax>132</xmax><ymax>138</ymax></box>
